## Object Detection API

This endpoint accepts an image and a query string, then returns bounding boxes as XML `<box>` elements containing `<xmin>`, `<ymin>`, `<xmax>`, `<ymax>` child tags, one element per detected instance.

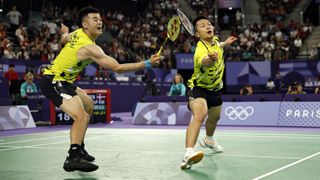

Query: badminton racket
<box><xmin>176</xmin><ymin>9</ymin><xmax>214</xmax><ymax>55</ymax></box>
<box><xmin>157</xmin><ymin>15</ymin><xmax>181</xmax><ymax>56</ymax></box>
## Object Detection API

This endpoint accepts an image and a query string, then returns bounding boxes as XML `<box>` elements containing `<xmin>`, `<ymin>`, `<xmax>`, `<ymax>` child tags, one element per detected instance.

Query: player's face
<box><xmin>83</xmin><ymin>13</ymin><xmax>103</xmax><ymax>36</ymax></box>
<box><xmin>196</xmin><ymin>19</ymin><xmax>214</xmax><ymax>40</ymax></box>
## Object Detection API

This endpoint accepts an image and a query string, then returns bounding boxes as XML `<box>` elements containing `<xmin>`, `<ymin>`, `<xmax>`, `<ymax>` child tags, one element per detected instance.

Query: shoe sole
<box><xmin>63</xmin><ymin>166</ymin><xmax>99</xmax><ymax>172</ymax></box>
<box><xmin>181</xmin><ymin>151</ymin><xmax>204</xmax><ymax>170</ymax></box>
<box><xmin>63</xmin><ymin>164</ymin><xmax>99</xmax><ymax>172</ymax></box>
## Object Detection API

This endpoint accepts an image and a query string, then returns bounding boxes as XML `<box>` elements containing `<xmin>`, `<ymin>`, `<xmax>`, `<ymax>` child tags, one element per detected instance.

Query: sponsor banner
<box><xmin>0</xmin><ymin>105</ymin><xmax>36</xmax><ymax>130</ymax></box>
<box><xmin>133</xmin><ymin>102</ymin><xmax>192</xmax><ymax>125</ymax></box>
<box><xmin>278</xmin><ymin>102</ymin><xmax>320</xmax><ymax>127</ymax></box>
<box><xmin>219</xmin><ymin>102</ymin><xmax>280</xmax><ymax>126</ymax></box>
<box><xmin>175</xmin><ymin>53</ymin><xmax>194</xmax><ymax>69</ymax></box>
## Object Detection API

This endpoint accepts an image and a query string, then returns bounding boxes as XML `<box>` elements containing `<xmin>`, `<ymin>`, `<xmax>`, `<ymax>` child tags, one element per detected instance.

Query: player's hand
<box><xmin>225</xmin><ymin>36</ymin><xmax>238</xmax><ymax>46</ymax></box>
<box><xmin>60</xmin><ymin>23</ymin><xmax>69</xmax><ymax>35</ymax></box>
<box><xmin>149</xmin><ymin>54</ymin><xmax>160</xmax><ymax>66</ymax></box>
<box><xmin>208</xmin><ymin>51</ymin><xmax>218</xmax><ymax>61</ymax></box>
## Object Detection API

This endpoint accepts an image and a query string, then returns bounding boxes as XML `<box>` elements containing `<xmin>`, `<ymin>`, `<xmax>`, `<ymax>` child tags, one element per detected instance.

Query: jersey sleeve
<box><xmin>20</xmin><ymin>83</ymin><xmax>26</xmax><ymax>97</ymax></box>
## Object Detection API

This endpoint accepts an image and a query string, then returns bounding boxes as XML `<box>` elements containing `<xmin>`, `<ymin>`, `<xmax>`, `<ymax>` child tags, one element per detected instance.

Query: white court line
<box><xmin>219</xmin><ymin>153</ymin><xmax>300</xmax><ymax>160</ymax></box>
<box><xmin>0</xmin><ymin>130</ymin><xmax>70</xmax><ymax>137</ymax></box>
<box><xmin>217</xmin><ymin>132</ymin><xmax>320</xmax><ymax>137</ymax></box>
<box><xmin>0</xmin><ymin>135</ymin><xmax>67</xmax><ymax>145</ymax></box>
<box><xmin>217</xmin><ymin>134</ymin><xmax>320</xmax><ymax>140</ymax></box>
<box><xmin>252</xmin><ymin>151</ymin><xmax>320</xmax><ymax>180</ymax></box>
<box><xmin>0</xmin><ymin>136</ymin><xmax>101</xmax><ymax>152</ymax></box>
<box><xmin>1</xmin><ymin>145</ymin><xmax>301</xmax><ymax>160</ymax></box>
<box><xmin>0</xmin><ymin>133</ymin><xmax>136</xmax><ymax>152</ymax></box>
<box><xmin>0</xmin><ymin>146</ymin><xmax>23</xmax><ymax>152</ymax></box>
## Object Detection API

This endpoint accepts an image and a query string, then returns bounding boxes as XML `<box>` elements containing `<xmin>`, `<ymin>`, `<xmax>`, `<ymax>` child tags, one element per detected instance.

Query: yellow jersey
<box><xmin>43</xmin><ymin>28</ymin><xmax>94</xmax><ymax>83</ymax></box>
<box><xmin>187</xmin><ymin>37</ymin><xmax>224</xmax><ymax>91</ymax></box>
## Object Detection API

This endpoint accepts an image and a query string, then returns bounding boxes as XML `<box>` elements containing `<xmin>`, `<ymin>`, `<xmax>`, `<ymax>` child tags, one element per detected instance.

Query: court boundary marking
<box><xmin>0</xmin><ymin>144</ymin><xmax>304</xmax><ymax>160</ymax></box>
<box><xmin>252</xmin><ymin>151</ymin><xmax>320</xmax><ymax>180</ymax></box>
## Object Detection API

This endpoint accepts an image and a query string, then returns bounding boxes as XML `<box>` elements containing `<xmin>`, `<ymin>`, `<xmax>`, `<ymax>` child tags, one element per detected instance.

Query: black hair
<box><xmin>291</xmin><ymin>81</ymin><xmax>301</xmax><ymax>87</ymax></box>
<box><xmin>9</xmin><ymin>64</ymin><xmax>15</xmax><ymax>68</ymax></box>
<box><xmin>78</xmin><ymin>7</ymin><xmax>100</xmax><ymax>27</ymax></box>
<box><xmin>192</xmin><ymin>16</ymin><xmax>210</xmax><ymax>29</ymax></box>
<box><xmin>242</xmin><ymin>88</ymin><xmax>250</xmax><ymax>95</ymax></box>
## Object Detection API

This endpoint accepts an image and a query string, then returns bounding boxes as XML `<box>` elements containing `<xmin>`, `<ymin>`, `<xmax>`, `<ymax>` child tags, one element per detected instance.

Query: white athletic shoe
<box><xmin>180</xmin><ymin>151</ymin><xmax>204</xmax><ymax>169</ymax></box>
<box><xmin>199</xmin><ymin>139</ymin><xmax>223</xmax><ymax>153</ymax></box>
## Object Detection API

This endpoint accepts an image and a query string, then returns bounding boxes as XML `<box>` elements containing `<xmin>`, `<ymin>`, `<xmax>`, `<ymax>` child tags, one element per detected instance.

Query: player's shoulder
<box><xmin>213</xmin><ymin>36</ymin><xmax>220</xmax><ymax>42</ymax></box>
<box><xmin>195</xmin><ymin>42</ymin><xmax>207</xmax><ymax>54</ymax></box>
<box><xmin>79</xmin><ymin>44</ymin><xmax>99</xmax><ymax>53</ymax></box>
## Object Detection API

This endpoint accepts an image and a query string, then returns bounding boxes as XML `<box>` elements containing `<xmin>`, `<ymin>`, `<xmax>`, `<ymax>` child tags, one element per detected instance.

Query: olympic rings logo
<box><xmin>224</xmin><ymin>106</ymin><xmax>254</xmax><ymax>120</ymax></box>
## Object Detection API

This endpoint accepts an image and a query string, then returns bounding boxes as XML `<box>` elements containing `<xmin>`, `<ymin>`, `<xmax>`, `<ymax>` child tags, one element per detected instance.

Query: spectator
<box><xmin>16</xmin><ymin>46</ymin><xmax>30</xmax><ymax>60</ymax></box>
<box><xmin>240</xmin><ymin>84</ymin><xmax>253</xmax><ymax>95</ymax></box>
<box><xmin>20</xmin><ymin>72</ymin><xmax>38</xmax><ymax>104</ymax></box>
<box><xmin>4</xmin><ymin>64</ymin><xmax>19</xmax><ymax>83</ymax></box>
<box><xmin>236</xmin><ymin>10</ymin><xmax>242</xmax><ymax>26</ymax></box>
<box><xmin>287</xmin><ymin>81</ymin><xmax>306</xmax><ymax>94</ymax></box>
<box><xmin>4</xmin><ymin>64</ymin><xmax>20</xmax><ymax>105</ymax></box>
<box><xmin>168</xmin><ymin>73</ymin><xmax>186</xmax><ymax>96</ymax></box>
<box><xmin>304</xmin><ymin>77</ymin><xmax>314</xmax><ymax>88</ymax></box>
<box><xmin>6</xmin><ymin>5</ymin><xmax>22</xmax><ymax>32</ymax></box>
<box><xmin>28</xmin><ymin>20</ymin><xmax>40</xmax><ymax>38</ymax></box>
<box><xmin>274</xmin><ymin>72</ymin><xmax>283</xmax><ymax>93</ymax></box>
<box><xmin>3</xmin><ymin>45</ymin><xmax>17</xmax><ymax>59</ymax></box>
<box><xmin>266</xmin><ymin>78</ymin><xmax>275</xmax><ymax>91</ymax></box>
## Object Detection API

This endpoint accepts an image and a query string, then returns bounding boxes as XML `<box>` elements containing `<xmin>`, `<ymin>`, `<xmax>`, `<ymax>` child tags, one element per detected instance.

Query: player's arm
<box><xmin>60</xmin><ymin>23</ymin><xmax>71</xmax><ymax>45</ymax></box>
<box><xmin>79</xmin><ymin>44</ymin><xmax>160</xmax><ymax>74</ymax></box>
<box><xmin>220</xmin><ymin>36</ymin><xmax>237</xmax><ymax>48</ymax></box>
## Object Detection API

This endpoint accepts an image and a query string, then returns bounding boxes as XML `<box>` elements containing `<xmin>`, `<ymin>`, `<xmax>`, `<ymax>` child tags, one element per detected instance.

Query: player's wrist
<box><xmin>144</xmin><ymin>59</ymin><xmax>152</xmax><ymax>69</ymax></box>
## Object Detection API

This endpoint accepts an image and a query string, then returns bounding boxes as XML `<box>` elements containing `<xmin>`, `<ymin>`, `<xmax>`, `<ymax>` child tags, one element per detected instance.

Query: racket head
<box><xmin>167</xmin><ymin>16</ymin><xmax>181</xmax><ymax>42</ymax></box>
<box><xmin>177</xmin><ymin>9</ymin><xmax>195</xmax><ymax>36</ymax></box>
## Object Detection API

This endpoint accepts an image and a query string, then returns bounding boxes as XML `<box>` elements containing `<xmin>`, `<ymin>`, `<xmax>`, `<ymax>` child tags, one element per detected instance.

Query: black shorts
<box><xmin>40</xmin><ymin>75</ymin><xmax>78</xmax><ymax>107</ymax></box>
<box><xmin>187</xmin><ymin>86</ymin><xmax>222</xmax><ymax>110</ymax></box>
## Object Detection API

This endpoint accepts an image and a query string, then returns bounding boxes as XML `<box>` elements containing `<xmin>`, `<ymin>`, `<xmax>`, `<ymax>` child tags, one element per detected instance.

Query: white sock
<box><xmin>185</xmin><ymin>147</ymin><xmax>194</xmax><ymax>156</ymax></box>
<box><xmin>206</xmin><ymin>135</ymin><xmax>214</xmax><ymax>142</ymax></box>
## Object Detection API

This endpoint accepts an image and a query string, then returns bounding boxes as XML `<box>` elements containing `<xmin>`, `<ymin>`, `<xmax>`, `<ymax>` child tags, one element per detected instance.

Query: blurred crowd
<box><xmin>0</xmin><ymin>1</ymin><xmax>319</xmax><ymax>80</ymax></box>
<box><xmin>0</xmin><ymin>0</ymin><xmax>317</xmax><ymax>67</ymax></box>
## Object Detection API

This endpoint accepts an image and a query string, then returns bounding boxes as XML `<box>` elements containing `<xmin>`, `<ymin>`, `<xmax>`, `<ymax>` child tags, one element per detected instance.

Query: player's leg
<box><xmin>200</xmin><ymin>105</ymin><xmax>223</xmax><ymax>153</ymax></box>
<box><xmin>60</xmin><ymin>96</ymin><xmax>89</xmax><ymax>146</ymax></box>
<box><xmin>186</xmin><ymin>98</ymin><xmax>208</xmax><ymax>147</ymax></box>
<box><xmin>75</xmin><ymin>87</ymin><xmax>95</xmax><ymax>161</ymax></box>
<box><xmin>181</xmin><ymin>97</ymin><xmax>207</xmax><ymax>169</ymax></box>
<box><xmin>59</xmin><ymin>96</ymin><xmax>98</xmax><ymax>172</ymax></box>
<box><xmin>39</xmin><ymin>76</ymin><xmax>98</xmax><ymax>172</ymax></box>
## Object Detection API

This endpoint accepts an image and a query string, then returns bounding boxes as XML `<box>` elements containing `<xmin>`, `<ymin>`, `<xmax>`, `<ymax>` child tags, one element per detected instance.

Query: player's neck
<box><xmin>83</xmin><ymin>29</ymin><xmax>98</xmax><ymax>41</ymax></box>
<box><xmin>200</xmin><ymin>38</ymin><xmax>215</xmax><ymax>46</ymax></box>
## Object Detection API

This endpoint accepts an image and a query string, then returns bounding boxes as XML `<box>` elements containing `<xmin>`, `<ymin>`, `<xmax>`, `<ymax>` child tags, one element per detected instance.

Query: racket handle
<box><xmin>157</xmin><ymin>46</ymin><xmax>164</xmax><ymax>56</ymax></box>
<box><xmin>157</xmin><ymin>37</ymin><xmax>168</xmax><ymax>56</ymax></box>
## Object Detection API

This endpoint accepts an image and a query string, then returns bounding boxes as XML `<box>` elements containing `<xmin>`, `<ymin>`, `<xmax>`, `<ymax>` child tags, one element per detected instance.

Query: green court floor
<box><xmin>0</xmin><ymin>128</ymin><xmax>319</xmax><ymax>180</ymax></box>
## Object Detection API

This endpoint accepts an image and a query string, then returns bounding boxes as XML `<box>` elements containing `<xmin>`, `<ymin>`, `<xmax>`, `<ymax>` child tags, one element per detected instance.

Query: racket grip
<box><xmin>157</xmin><ymin>46</ymin><xmax>164</xmax><ymax>56</ymax></box>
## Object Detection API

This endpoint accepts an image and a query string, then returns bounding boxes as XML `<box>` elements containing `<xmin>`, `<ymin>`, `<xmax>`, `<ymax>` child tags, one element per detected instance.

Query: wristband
<box><xmin>144</xmin><ymin>59</ymin><xmax>152</xmax><ymax>69</ymax></box>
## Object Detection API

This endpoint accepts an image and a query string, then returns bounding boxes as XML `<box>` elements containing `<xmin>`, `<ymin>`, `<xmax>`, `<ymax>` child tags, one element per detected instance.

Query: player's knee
<box><xmin>72</xmin><ymin>111</ymin><xmax>90</xmax><ymax>124</ymax></box>
<box><xmin>84</xmin><ymin>112</ymin><xmax>90</xmax><ymax>124</ymax></box>
<box><xmin>193</xmin><ymin>112</ymin><xmax>207</xmax><ymax>123</ymax></box>
<box><xmin>86</xmin><ymin>101</ymin><xmax>94</xmax><ymax>115</ymax></box>
<box><xmin>208</xmin><ymin>115</ymin><xmax>220</xmax><ymax>123</ymax></box>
